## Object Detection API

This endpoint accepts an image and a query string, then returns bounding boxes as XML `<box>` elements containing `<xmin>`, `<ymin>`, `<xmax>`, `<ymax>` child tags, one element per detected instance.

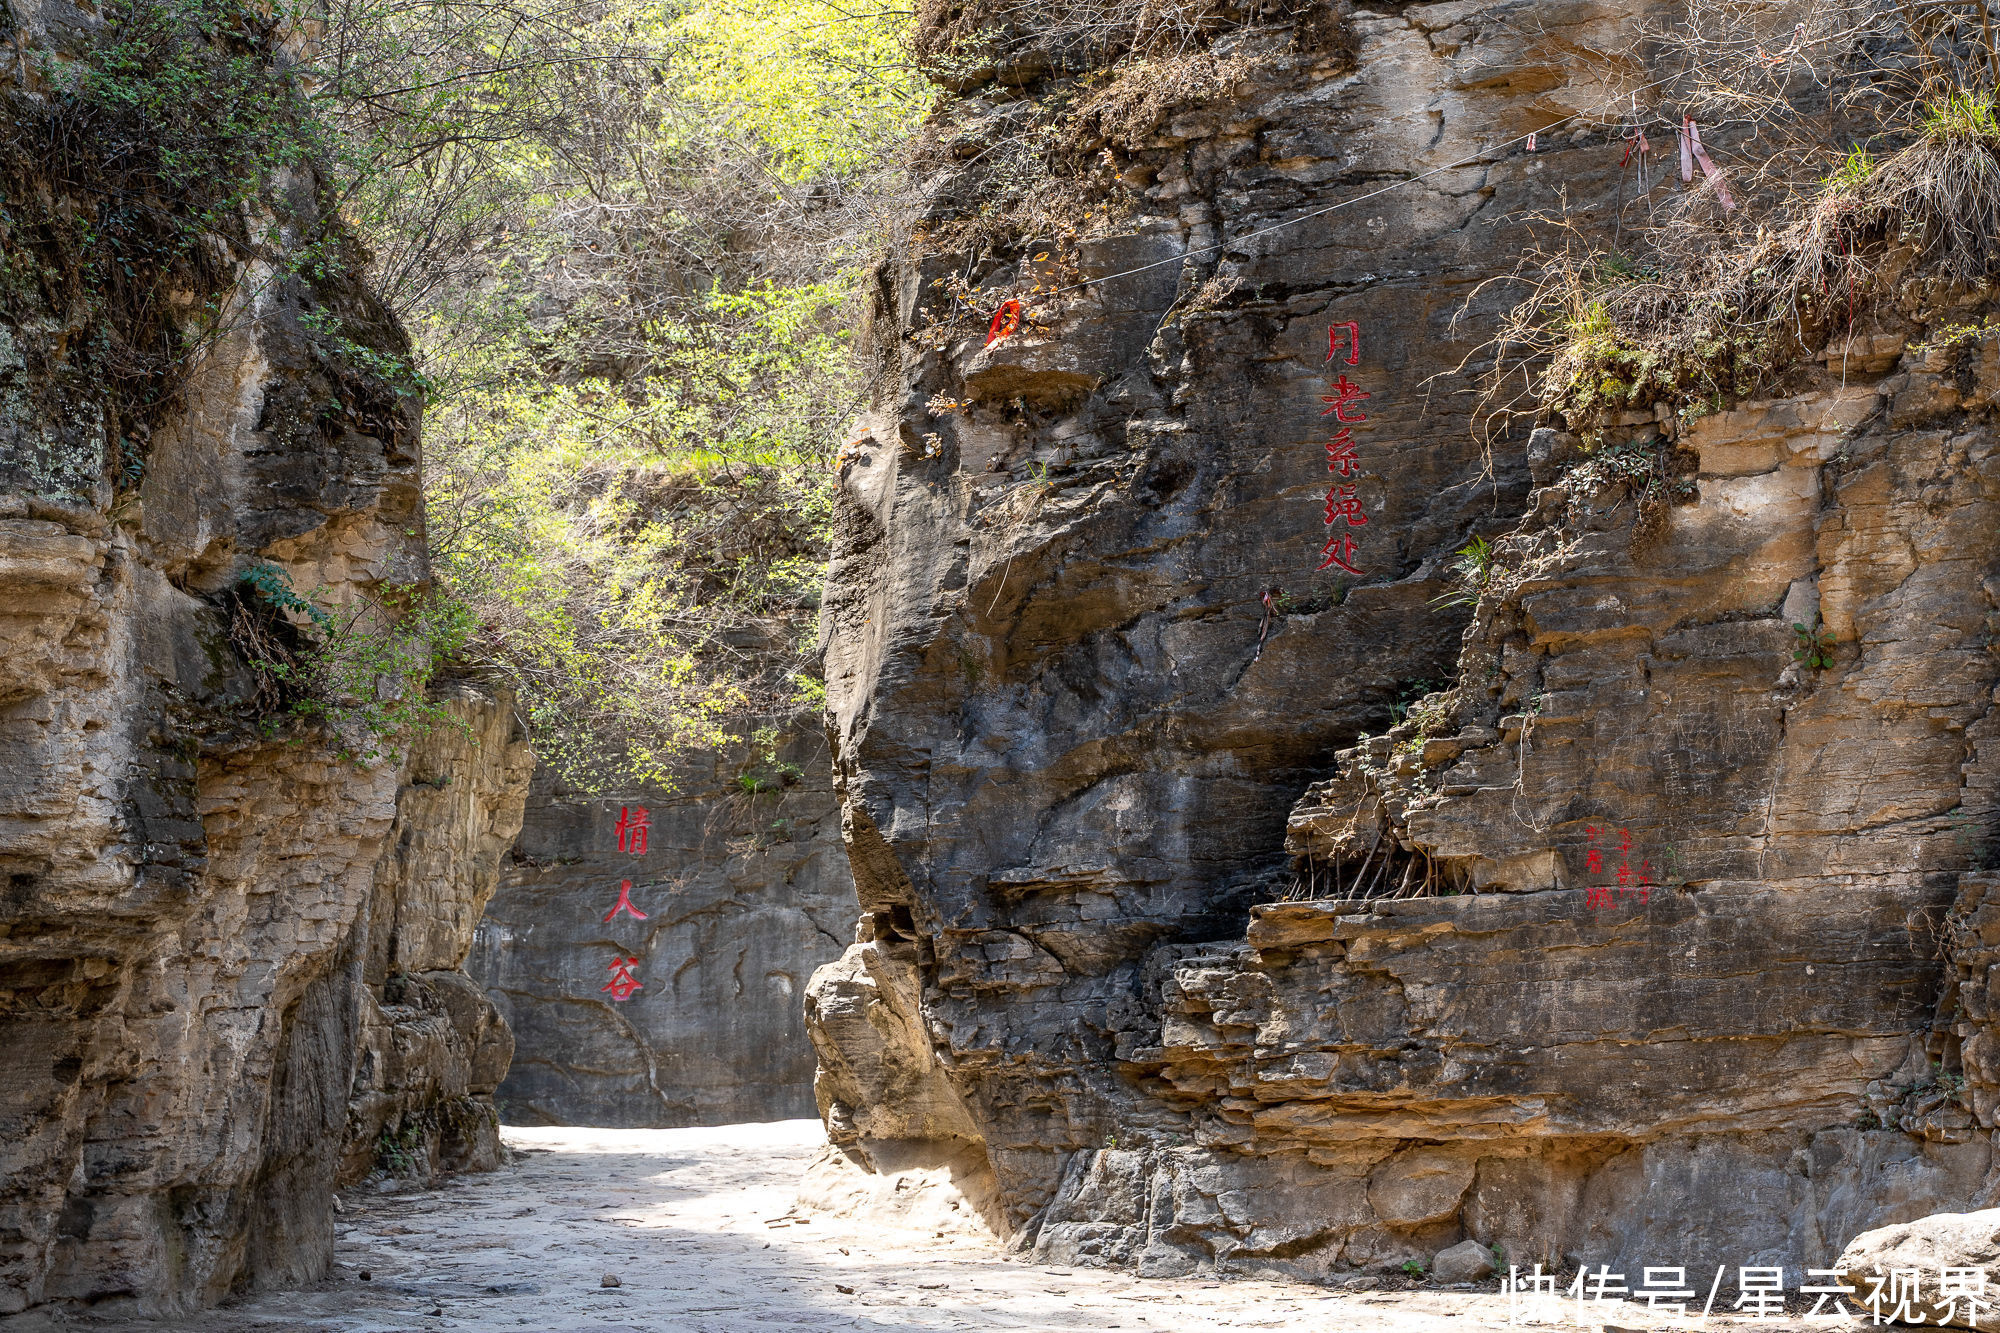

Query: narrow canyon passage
<box><xmin>26</xmin><ymin>1125</ymin><xmax>1830</xmax><ymax>1333</ymax></box>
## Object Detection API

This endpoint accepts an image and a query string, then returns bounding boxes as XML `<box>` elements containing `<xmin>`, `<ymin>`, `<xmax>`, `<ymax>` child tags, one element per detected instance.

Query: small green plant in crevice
<box><xmin>1921</xmin><ymin>91</ymin><xmax>2000</xmax><ymax>144</ymax></box>
<box><xmin>233</xmin><ymin>562</ymin><xmax>472</xmax><ymax>766</ymax></box>
<box><xmin>1394</xmin><ymin>695</ymin><xmax>1454</xmax><ymax>754</ymax></box>
<box><xmin>1824</xmin><ymin>146</ymin><xmax>1876</xmax><ymax>192</ymax></box>
<box><xmin>375</xmin><ymin>1118</ymin><xmax>426</xmax><ymax>1175</ymax></box>
<box><xmin>733</xmin><ymin>724</ymin><xmax>803</xmax><ymax>795</ymax></box>
<box><xmin>1428</xmin><ymin>534</ymin><xmax>1496</xmax><ymax>611</ymax></box>
<box><xmin>1791</xmin><ymin>617</ymin><xmax>1836</xmax><ymax>671</ymax></box>
<box><xmin>1909</xmin><ymin>318</ymin><xmax>1993</xmax><ymax>357</ymax></box>
<box><xmin>1401</xmin><ymin>1260</ymin><xmax>1427</xmax><ymax>1279</ymax></box>
<box><xmin>298</xmin><ymin>306</ymin><xmax>428</xmax><ymax>399</ymax></box>
<box><xmin>240</xmin><ymin>560</ymin><xmax>331</xmax><ymax>629</ymax></box>
<box><xmin>1387</xmin><ymin>678</ymin><xmax>1442</xmax><ymax>727</ymax></box>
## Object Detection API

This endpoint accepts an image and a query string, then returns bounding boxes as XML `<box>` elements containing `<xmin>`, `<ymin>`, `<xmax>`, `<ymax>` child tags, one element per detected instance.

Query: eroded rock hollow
<box><xmin>804</xmin><ymin>0</ymin><xmax>2000</xmax><ymax>1279</ymax></box>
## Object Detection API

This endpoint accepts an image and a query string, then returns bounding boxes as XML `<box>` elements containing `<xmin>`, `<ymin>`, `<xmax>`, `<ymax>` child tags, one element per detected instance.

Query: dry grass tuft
<box><xmin>911</xmin><ymin>0</ymin><xmax>1222</xmax><ymax>84</ymax></box>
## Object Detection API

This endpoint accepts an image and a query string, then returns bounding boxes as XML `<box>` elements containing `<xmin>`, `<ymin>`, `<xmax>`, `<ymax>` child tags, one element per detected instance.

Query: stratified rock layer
<box><xmin>472</xmin><ymin>718</ymin><xmax>852</xmax><ymax>1126</ymax></box>
<box><xmin>806</xmin><ymin>0</ymin><xmax>2000</xmax><ymax>1282</ymax></box>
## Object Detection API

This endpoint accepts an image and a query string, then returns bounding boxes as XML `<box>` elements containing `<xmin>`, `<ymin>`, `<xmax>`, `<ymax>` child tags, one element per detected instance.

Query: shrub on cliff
<box><xmin>1483</xmin><ymin>3</ymin><xmax>2000</xmax><ymax>444</ymax></box>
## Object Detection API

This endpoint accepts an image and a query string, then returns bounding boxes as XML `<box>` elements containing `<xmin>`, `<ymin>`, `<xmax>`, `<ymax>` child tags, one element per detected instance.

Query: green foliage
<box><xmin>381</xmin><ymin>0</ymin><xmax>922</xmax><ymax>789</ymax></box>
<box><xmin>669</xmin><ymin>0</ymin><xmax>925</xmax><ymax>182</ymax></box>
<box><xmin>1428</xmin><ymin>534</ymin><xmax>1495</xmax><ymax>611</ymax></box>
<box><xmin>375</xmin><ymin>1119</ymin><xmax>424</xmax><ymax>1174</ymax></box>
<box><xmin>237</xmin><ymin>563</ymin><xmax>471</xmax><ymax>766</ymax></box>
<box><xmin>1401</xmin><ymin>1260</ymin><xmax>1426</xmax><ymax>1279</ymax></box>
<box><xmin>1387</xmin><ymin>678</ymin><xmax>1442</xmax><ymax>726</ymax></box>
<box><xmin>423</xmin><ymin>278</ymin><xmax>856</xmax><ymax>788</ymax></box>
<box><xmin>1791</xmin><ymin>617</ymin><xmax>1836</xmax><ymax>671</ymax></box>
<box><xmin>1922</xmin><ymin>91</ymin><xmax>2000</xmax><ymax>144</ymax></box>
<box><xmin>733</xmin><ymin>725</ymin><xmax>803</xmax><ymax>794</ymax></box>
<box><xmin>240</xmin><ymin>561</ymin><xmax>329</xmax><ymax>628</ymax></box>
<box><xmin>12</xmin><ymin>0</ymin><xmax>920</xmax><ymax>777</ymax></box>
<box><xmin>45</xmin><ymin>0</ymin><xmax>323</xmax><ymax>213</ymax></box>
<box><xmin>0</xmin><ymin>0</ymin><xmax>331</xmax><ymax>498</ymax></box>
<box><xmin>1825</xmin><ymin>146</ymin><xmax>1876</xmax><ymax>192</ymax></box>
<box><xmin>1909</xmin><ymin>319</ymin><xmax>1994</xmax><ymax>356</ymax></box>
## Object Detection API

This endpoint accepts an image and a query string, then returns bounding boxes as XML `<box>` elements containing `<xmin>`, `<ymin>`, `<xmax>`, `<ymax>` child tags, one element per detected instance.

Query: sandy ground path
<box><xmin>34</xmin><ymin>1121</ymin><xmax>1856</xmax><ymax>1333</ymax></box>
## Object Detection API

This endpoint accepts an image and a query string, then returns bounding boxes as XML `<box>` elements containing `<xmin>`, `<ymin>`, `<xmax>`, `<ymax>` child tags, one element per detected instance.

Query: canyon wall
<box><xmin>471</xmin><ymin>716</ymin><xmax>852</xmax><ymax>1126</ymax></box>
<box><xmin>0</xmin><ymin>5</ymin><xmax>529</xmax><ymax>1313</ymax></box>
<box><xmin>339</xmin><ymin>682</ymin><xmax>532</xmax><ymax>1184</ymax></box>
<box><xmin>805</xmin><ymin>0</ymin><xmax>2000</xmax><ymax>1280</ymax></box>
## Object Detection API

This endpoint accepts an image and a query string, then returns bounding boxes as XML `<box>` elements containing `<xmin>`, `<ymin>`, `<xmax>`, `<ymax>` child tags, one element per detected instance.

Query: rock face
<box><xmin>0</xmin><ymin>6</ymin><xmax>529</xmax><ymax>1314</ymax></box>
<box><xmin>806</xmin><ymin>0</ymin><xmax>2000</xmax><ymax>1283</ymax></box>
<box><xmin>471</xmin><ymin>716</ymin><xmax>852</xmax><ymax>1126</ymax></box>
<box><xmin>339</xmin><ymin>682</ymin><xmax>533</xmax><ymax>1184</ymax></box>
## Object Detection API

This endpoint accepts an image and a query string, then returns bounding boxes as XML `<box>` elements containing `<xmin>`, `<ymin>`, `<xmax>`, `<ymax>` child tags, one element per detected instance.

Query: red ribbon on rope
<box><xmin>984</xmin><ymin>300</ymin><xmax>1022</xmax><ymax>348</ymax></box>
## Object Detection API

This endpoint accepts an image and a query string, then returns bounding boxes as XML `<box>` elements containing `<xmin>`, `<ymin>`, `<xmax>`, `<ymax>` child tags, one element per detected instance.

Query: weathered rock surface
<box><xmin>806</xmin><ymin>0</ymin><xmax>2000</xmax><ymax>1286</ymax></box>
<box><xmin>339</xmin><ymin>682</ymin><xmax>532</xmax><ymax>1184</ymax></box>
<box><xmin>471</xmin><ymin>717</ymin><xmax>852</xmax><ymax>1126</ymax></box>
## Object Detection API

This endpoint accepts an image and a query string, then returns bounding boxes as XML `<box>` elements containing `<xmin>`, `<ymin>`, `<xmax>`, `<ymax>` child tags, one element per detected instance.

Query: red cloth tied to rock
<box><xmin>984</xmin><ymin>300</ymin><xmax>1022</xmax><ymax>348</ymax></box>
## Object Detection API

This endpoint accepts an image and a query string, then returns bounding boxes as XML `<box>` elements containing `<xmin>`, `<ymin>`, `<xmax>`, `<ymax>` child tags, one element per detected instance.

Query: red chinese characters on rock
<box><xmin>1326</xmin><ymin>321</ymin><xmax>1360</xmax><ymax>366</ymax></box>
<box><xmin>615</xmin><ymin>805</ymin><xmax>650</xmax><ymax>855</ymax></box>
<box><xmin>602</xmin><ymin>878</ymin><xmax>648</xmax><ymax>923</ymax></box>
<box><xmin>602</xmin><ymin>956</ymin><xmax>644</xmax><ymax>1001</ymax></box>
<box><xmin>600</xmin><ymin>805</ymin><xmax>651</xmax><ymax>1001</ymax></box>
<box><xmin>1318</xmin><ymin>375</ymin><xmax>1372</xmax><ymax>423</ymax></box>
<box><xmin>1582</xmin><ymin>824</ymin><xmax>1651</xmax><ymax>910</ymax></box>
<box><xmin>1325</xmin><ymin>429</ymin><xmax>1360</xmax><ymax>477</ymax></box>
<box><xmin>1314</xmin><ymin>321</ymin><xmax>1374</xmax><ymax>574</ymax></box>
<box><xmin>1324</xmin><ymin>484</ymin><xmax>1368</xmax><ymax>527</ymax></box>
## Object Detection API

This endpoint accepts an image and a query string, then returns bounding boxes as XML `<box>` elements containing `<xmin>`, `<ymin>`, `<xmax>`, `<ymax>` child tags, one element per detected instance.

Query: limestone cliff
<box><xmin>471</xmin><ymin>716</ymin><xmax>852</xmax><ymax>1126</ymax></box>
<box><xmin>0</xmin><ymin>1</ymin><xmax>529</xmax><ymax>1314</ymax></box>
<box><xmin>806</xmin><ymin>0</ymin><xmax>2000</xmax><ymax>1280</ymax></box>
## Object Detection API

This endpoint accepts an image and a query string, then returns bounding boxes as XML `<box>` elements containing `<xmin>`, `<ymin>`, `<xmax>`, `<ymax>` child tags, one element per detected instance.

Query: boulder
<box><xmin>1433</xmin><ymin>1240</ymin><xmax>1497</xmax><ymax>1285</ymax></box>
<box><xmin>1836</xmin><ymin>1210</ymin><xmax>2000</xmax><ymax>1329</ymax></box>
